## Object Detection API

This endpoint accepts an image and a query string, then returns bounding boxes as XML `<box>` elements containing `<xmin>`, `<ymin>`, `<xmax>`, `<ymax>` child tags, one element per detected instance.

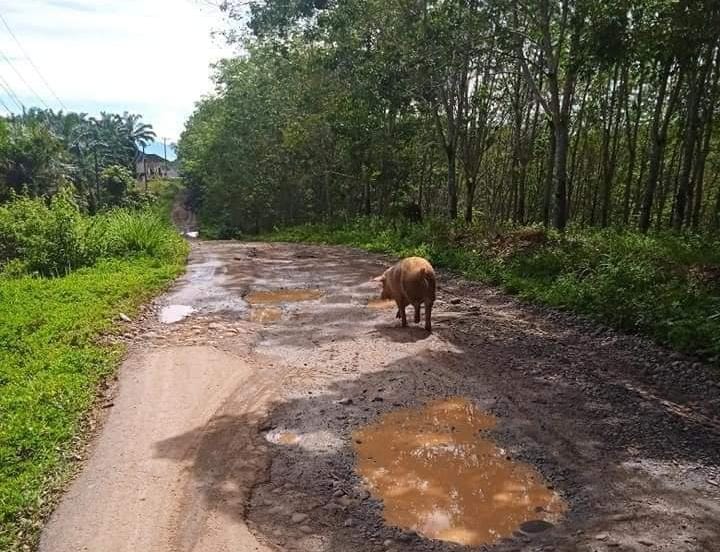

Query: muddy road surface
<box><xmin>40</xmin><ymin>241</ymin><xmax>720</xmax><ymax>552</ymax></box>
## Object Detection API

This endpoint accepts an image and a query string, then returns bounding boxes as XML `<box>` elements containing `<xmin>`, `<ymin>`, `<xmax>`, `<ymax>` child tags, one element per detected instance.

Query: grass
<box><xmin>264</xmin><ymin>219</ymin><xmax>720</xmax><ymax>364</ymax></box>
<box><xmin>0</xmin><ymin>256</ymin><xmax>186</xmax><ymax>551</ymax></box>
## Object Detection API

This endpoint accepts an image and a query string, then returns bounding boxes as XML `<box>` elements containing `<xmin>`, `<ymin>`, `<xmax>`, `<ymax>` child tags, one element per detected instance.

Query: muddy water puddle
<box><xmin>245</xmin><ymin>289</ymin><xmax>323</xmax><ymax>304</ymax></box>
<box><xmin>159</xmin><ymin>304</ymin><xmax>196</xmax><ymax>324</ymax></box>
<box><xmin>353</xmin><ymin>398</ymin><xmax>566</xmax><ymax>546</ymax></box>
<box><xmin>367</xmin><ymin>299</ymin><xmax>396</xmax><ymax>309</ymax></box>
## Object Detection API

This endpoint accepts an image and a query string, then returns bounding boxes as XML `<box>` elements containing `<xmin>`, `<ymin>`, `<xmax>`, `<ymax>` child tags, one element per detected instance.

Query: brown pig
<box><xmin>373</xmin><ymin>257</ymin><xmax>436</xmax><ymax>331</ymax></box>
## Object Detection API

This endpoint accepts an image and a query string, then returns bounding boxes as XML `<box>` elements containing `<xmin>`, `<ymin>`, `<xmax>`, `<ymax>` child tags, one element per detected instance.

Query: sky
<box><xmin>0</xmin><ymin>0</ymin><xmax>235</xmax><ymax>159</ymax></box>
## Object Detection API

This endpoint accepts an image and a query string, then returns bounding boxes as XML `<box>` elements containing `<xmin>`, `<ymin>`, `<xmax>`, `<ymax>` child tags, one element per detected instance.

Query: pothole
<box><xmin>246</xmin><ymin>289</ymin><xmax>323</xmax><ymax>304</ymax></box>
<box><xmin>353</xmin><ymin>398</ymin><xmax>566</xmax><ymax>546</ymax></box>
<box><xmin>158</xmin><ymin>304</ymin><xmax>196</xmax><ymax>324</ymax></box>
<box><xmin>250</xmin><ymin>306</ymin><xmax>282</xmax><ymax>323</ymax></box>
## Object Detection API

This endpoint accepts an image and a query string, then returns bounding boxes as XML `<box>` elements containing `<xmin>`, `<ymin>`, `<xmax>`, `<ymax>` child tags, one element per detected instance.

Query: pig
<box><xmin>373</xmin><ymin>257</ymin><xmax>436</xmax><ymax>331</ymax></box>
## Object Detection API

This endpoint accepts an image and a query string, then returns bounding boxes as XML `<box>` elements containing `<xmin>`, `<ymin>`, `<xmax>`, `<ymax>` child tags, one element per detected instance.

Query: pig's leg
<box><xmin>424</xmin><ymin>301</ymin><xmax>433</xmax><ymax>332</ymax></box>
<box><xmin>397</xmin><ymin>300</ymin><xmax>408</xmax><ymax>327</ymax></box>
<box><xmin>413</xmin><ymin>303</ymin><xmax>421</xmax><ymax>324</ymax></box>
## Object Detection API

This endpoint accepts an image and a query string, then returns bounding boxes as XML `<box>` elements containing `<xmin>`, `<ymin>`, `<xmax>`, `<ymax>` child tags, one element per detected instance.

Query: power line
<box><xmin>0</xmin><ymin>72</ymin><xmax>24</xmax><ymax>111</ymax></box>
<box><xmin>0</xmin><ymin>46</ymin><xmax>50</xmax><ymax>110</ymax></box>
<box><xmin>0</xmin><ymin>94</ymin><xmax>12</xmax><ymax>115</ymax></box>
<box><xmin>0</xmin><ymin>10</ymin><xmax>66</xmax><ymax>110</ymax></box>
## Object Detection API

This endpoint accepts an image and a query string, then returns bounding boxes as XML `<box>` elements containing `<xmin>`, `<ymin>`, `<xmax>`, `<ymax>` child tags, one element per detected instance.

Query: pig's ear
<box><xmin>372</xmin><ymin>275</ymin><xmax>385</xmax><ymax>283</ymax></box>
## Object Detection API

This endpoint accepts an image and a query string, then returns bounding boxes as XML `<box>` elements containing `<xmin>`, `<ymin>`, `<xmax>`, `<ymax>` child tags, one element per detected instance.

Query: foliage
<box><xmin>100</xmin><ymin>165</ymin><xmax>135</xmax><ymax>208</ymax></box>
<box><xmin>265</xmin><ymin>221</ymin><xmax>720</xmax><ymax>362</ymax></box>
<box><xmin>182</xmin><ymin>0</ymin><xmax>720</xmax><ymax>235</ymax></box>
<box><xmin>0</xmin><ymin>256</ymin><xmax>185</xmax><ymax>551</ymax></box>
<box><xmin>0</xmin><ymin>120</ymin><xmax>69</xmax><ymax>199</ymax></box>
<box><xmin>0</xmin><ymin>188</ymin><xmax>185</xmax><ymax>277</ymax></box>
<box><xmin>0</xmin><ymin>109</ymin><xmax>157</xmax><ymax>211</ymax></box>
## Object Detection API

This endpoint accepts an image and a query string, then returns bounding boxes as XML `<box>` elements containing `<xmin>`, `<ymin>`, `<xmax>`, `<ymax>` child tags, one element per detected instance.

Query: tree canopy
<box><xmin>0</xmin><ymin>109</ymin><xmax>157</xmax><ymax>211</ymax></box>
<box><xmin>180</xmin><ymin>0</ymin><xmax>720</xmax><ymax>235</ymax></box>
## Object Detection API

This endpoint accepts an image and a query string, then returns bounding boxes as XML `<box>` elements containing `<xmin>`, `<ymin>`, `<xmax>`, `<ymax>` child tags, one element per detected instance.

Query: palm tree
<box><xmin>123</xmin><ymin>112</ymin><xmax>157</xmax><ymax>151</ymax></box>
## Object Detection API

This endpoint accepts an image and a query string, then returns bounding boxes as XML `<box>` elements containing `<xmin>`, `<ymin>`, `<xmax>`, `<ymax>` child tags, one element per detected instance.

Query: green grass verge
<box><xmin>263</xmin><ymin>219</ymin><xmax>720</xmax><ymax>364</ymax></box>
<box><xmin>0</xmin><ymin>255</ymin><xmax>186</xmax><ymax>551</ymax></box>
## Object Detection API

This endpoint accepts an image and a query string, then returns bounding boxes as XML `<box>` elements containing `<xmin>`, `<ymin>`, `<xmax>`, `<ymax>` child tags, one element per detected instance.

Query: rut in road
<box><xmin>40</xmin><ymin>241</ymin><xmax>720</xmax><ymax>552</ymax></box>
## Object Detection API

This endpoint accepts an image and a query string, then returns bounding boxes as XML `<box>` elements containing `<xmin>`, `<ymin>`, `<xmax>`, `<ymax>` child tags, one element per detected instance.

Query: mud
<box><xmin>266</xmin><ymin>430</ymin><xmax>302</xmax><ymax>446</ymax></box>
<box><xmin>246</xmin><ymin>289</ymin><xmax>324</xmax><ymax>304</ymax></box>
<box><xmin>41</xmin><ymin>241</ymin><xmax>720</xmax><ymax>552</ymax></box>
<box><xmin>250</xmin><ymin>306</ymin><xmax>283</xmax><ymax>324</ymax></box>
<box><xmin>367</xmin><ymin>299</ymin><xmax>395</xmax><ymax>310</ymax></box>
<box><xmin>353</xmin><ymin>398</ymin><xmax>566</xmax><ymax>546</ymax></box>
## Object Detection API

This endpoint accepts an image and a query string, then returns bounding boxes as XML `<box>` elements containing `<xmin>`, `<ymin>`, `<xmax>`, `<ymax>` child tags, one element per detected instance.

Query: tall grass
<box><xmin>98</xmin><ymin>209</ymin><xmax>186</xmax><ymax>261</ymax></box>
<box><xmin>0</xmin><ymin>187</ymin><xmax>187</xmax><ymax>277</ymax></box>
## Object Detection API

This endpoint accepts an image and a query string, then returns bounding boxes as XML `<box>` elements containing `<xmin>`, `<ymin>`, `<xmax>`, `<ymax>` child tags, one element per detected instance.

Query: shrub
<box><xmin>100</xmin><ymin>165</ymin><xmax>135</xmax><ymax>208</ymax></box>
<box><xmin>0</xmin><ymin>188</ymin><xmax>187</xmax><ymax>277</ymax></box>
<box><xmin>99</xmin><ymin>209</ymin><xmax>186</xmax><ymax>261</ymax></box>
<box><xmin>0</xmin><ymin>189</ymin><xmax>93</xmax><ymax>276</ymax></box>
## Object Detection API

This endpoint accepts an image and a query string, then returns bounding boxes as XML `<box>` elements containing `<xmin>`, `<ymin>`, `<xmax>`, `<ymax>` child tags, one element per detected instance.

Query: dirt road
<box><xmin>40</xmin><ymin>241</ymin><xmax>720</xmax><ymax>552</ymax></box>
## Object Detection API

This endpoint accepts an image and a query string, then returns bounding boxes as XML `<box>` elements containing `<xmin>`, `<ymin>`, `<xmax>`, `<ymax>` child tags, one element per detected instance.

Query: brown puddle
<box><xmin>367</xmin><ymin>299</ymin><xmax>396</xmax><ymax>310</ymax></box>
<box><xmin>250</xmin><ymin>306</ymin><xmax>282</xmax><ymax>324</ymax></box>
<box><xmin>245</xmin><ymin>289</ymin><xmax>323</xmax><ymax>304</ymax></box>
<box><xmin>353</xmin><ymin>398</ymin><xmax>566</xmax><ymax>546</ymax></box>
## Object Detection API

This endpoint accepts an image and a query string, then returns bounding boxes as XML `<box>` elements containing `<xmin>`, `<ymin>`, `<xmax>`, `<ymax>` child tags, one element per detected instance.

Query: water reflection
<box><xmin>158</xmin><ymin>304</ymin><xmax>196</xmax><ymax>324</ymax></box>
<box><xmin>353</xmin><ymin>398</ymin><xmax>566</xmax><ymax>545</ymax></box>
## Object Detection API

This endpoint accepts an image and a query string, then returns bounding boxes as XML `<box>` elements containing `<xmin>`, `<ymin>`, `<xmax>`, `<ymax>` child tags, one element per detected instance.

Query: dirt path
<box><xmin>40</xmin><ymin>241</ymin><xmax>720</xmax><ymax>552</ymax></box>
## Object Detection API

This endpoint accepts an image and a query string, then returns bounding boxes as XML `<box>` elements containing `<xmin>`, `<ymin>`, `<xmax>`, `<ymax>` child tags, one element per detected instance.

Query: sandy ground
<box><xmin>39</xmin><ymin>241</ymin><xmax>720</xmax><ymax>552</ymax></box>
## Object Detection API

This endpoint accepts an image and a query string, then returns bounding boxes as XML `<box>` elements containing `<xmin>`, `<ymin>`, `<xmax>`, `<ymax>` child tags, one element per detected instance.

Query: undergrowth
<box><xmin>265</xmin><ymin>218</ymin><xmax>720</xmax><ymax>363</ymax></box>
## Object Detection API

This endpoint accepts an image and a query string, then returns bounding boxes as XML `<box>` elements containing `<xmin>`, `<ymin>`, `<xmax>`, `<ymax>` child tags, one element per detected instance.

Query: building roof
<box><xmin>136</xmin><ymin>153</ymin><xmax>166</xmax><ymax>163</ymax></box>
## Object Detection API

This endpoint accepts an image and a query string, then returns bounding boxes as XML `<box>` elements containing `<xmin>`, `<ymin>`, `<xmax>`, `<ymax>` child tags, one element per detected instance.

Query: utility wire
<box><xmin>0</xmin><ymin>72</ymin><xmax>24</xmax><ymax>111</ymax></box>
<box><xmin>0</xmin><ymin>94</ymin><xmax>12</xmax><ymax>115</ymax></box>
<box><xmin>0</xmin><ymin>11</ymin><xmax>66</xmax><ymax>110</ymax></box>
<box><xmin>0</xmin><ymin>46</ymin><xmax>50</xmax><ymax>110</ymax></box>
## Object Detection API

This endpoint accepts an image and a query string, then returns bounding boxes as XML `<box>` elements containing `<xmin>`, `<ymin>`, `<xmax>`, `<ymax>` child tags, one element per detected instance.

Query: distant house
<box><xmin>135</xmin><ymin>153</ymin><xmax>178</xmax><ymax>180</ymax></box>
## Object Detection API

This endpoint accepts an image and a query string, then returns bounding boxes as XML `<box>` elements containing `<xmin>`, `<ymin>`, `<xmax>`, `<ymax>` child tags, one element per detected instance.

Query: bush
<box><xmin>0</xmin><ymin>188</ymin><xmax>187</xmax><ymax>277</ymax></box>
<box><xmin>98</xmin><ymin>209</ymin><xmax>186</xmax><ymax>261</ymax></box>
<box><xmin>0</xmin><ymin>189</ymin><xmax>93</xmax><ymax>276</ymax></box>
<box><xmin>100</xmin><ymin>165</ymin><xmax>135</xmax><ymax>208</ymax></box>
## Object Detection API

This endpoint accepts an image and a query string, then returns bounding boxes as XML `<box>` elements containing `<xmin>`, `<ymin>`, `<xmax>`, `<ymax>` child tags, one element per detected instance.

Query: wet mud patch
<box><xmin>367</xmin><ymin>299</ymin><xmax>395</xmax><ymax>310</ymax></box>
<box><xmin>353</xmin><ymin>398</ymin><xmax>566</xmax><ymax>546</ymax></box>
<box><xmin>250</xmin><ymin>306</ymin><xmax>283</xmax><ymax>324</ymax></box>
<box><xmin>246</xmin><ymin>289</ymin><xmax>324</xmax><ymax>304</ymax></box>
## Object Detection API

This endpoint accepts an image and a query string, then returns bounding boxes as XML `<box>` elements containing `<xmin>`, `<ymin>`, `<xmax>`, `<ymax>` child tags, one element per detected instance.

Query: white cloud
<box><xmin>0</xmin><ymin>0</ymin><xmax>235</xmax><ymax>139</ymax></box>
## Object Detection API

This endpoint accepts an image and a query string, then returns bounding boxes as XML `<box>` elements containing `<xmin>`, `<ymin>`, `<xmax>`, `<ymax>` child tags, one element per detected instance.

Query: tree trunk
<box><xmin>447</xmin><ymin>146</ymin><xmax>458</xmax><ymax>219</ymax></box>
<box><xmin>553</xmin><ymin>118</ymin><xmax>570</xmax><ymax>231</ymax></box>
<box><xmin>623</xmin><ymin>71</ymin><xmax>644</xmax><ymax>224</ymax></box>
<box><xmin>640</xmin><ymin>60</ymin><xmax>679</xmax><ymax>233</ymax></box>
<box><xmin>465</xmin><ymin>178</ymin><xmax>477</xmax><ymax>223</ymax></box>
<box><xmin>673</xmin><ymin>59</ymin><xmax>707</xmax><ymax>230</ymax></box>
<box><xmin>543</xmin><ymin>121</ymin><xmax>556</xmax><ymax>227</ymax></box>
<box><xmin>691</xmin><ymin>46</ymin><xmax>720</xmax><ymax>229</ymax></box>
